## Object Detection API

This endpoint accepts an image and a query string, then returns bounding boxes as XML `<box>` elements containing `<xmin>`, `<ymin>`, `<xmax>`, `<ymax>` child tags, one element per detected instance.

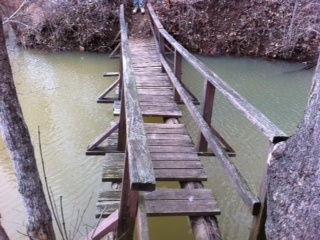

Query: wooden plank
<box><xmin>137</xmin><ymin>89</ymin><xmax>173</xmax><ymax>95</ymax></box>
<box><xmin>147</xmin><ymin>139</ymin><xmax>194</xmax><ymax>146</ymax></box>
<box><xmin>102</xmin><ymin>169</ymin><xmax>207</xmax><ymax>182</ymax></box>
<box><xmin>137</xmin><ymin>200</ymin><xmax>150</xmax><ymax>240</ymax></box>
<box><xmin>148</xmin><ymin>146</ymin><xmax>197</xmax><ymax>153</ymax></box>
<box><xmin>139</xmin><ymin>103</ymin><xmax>179</xmax><ymax>109</ymax></box>
<box><xmin>150</xmin><ymin>152</ymin><xmax>199</xmax><ymax>161</ymax></box>
<box><xmin>98</xmin><ymin>190</ymin><xmax>121</xmax><ymax>201</ymax></box>
<box><xmin>144</xmin><ymin>189</ymin><xmax>220</xmax><ymax>216</ymax></box>
<box><xmin>145</xmin><ymin>200</ymin><xmax>219</xmax><ymax>216</ymax></box>
<box><xmin>84</xmin><ymin>210</ymin><xmax>119</xmax><ymax>240</ymax></box>
<box><xmin>102</xmin><ymin>156</ymin><xmax>202</xmax><ymax>169</ymax></box>
<box><xmin>103</xmin><ymin>72</ymin><xmax>120</xmax><ymax>77</ymax></box>
<box><xmin>144</xmin><ymin>189</ymin><xmax>214</xmax><ymax>200</ymax></box>
<box><xmin>138</xmin><ymin>95</ymin><xmax>174</xmax><ymax>102</ymax></box>
<box><xmin>145</xmin><ymin>123</ymin><xmax>186</xmax><ymax>130</ymax></box>
<box><xmin>141</xmin><ymin>110</ymin><xmax>182</xmax><ymax>118</ymax></box>
<box><xmin>151</xmin><ymin>160</ymin><xmax>203</xmax><ymax>169</ymax></box>
<box><xmin>147</xmin><ymin>133</ymin><xmax>190</xmax><ymax>140</ymax></box>
<box><xmin>141</xmin><ymin>105</ymin><xmax>180</xmax><ymax>111</ymax></box>
<box><xmin>96</xmin><ymin>201</ymin><xmax>119</xmax><ymax>218</ymax></box>
<box><xmin>120</xmin><ymin>3</ymin><xmax>155</xmax><ymax>192</ymax></box>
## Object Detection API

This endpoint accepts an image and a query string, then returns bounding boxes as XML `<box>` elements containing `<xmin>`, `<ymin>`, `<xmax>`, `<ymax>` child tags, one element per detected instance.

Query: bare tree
<box><xmin>0</xmin><ymin>16</ymin><xmax>55</xmax><ymax>240</ymax></box>
<box><xmin>266</xmin><ymin>52</ymin><xmax>320</xmax><ymax>239</ymax></box>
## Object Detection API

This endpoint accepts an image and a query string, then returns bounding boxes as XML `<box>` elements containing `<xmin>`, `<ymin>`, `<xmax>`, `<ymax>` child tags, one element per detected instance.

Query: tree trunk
<box><xmin>266</xmin><ymin>53</ymin><xmax>320</xmax><ymax>239</ymax></box>
<box><xmin>0</xmin><ymin>16</ymin><xmax>55</xmax><ymax>240</ymax></box>
<box><xmin>0</xmin><ymin>218</ymin><xmax>10</xmax><ymax>240</ymax></box>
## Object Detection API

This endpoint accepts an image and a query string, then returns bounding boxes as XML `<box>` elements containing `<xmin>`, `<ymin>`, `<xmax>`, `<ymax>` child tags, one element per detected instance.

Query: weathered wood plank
<box><xmin>140</xmin><ymin>105</ymin><xmax>180</xmax><ymax>111</ymax></box>
<box><xmin>144</xmin><ymin>188</ymin><xmax>220</xmax><ymax>217</ymax></box>
<box><xmin>145</xmin><ymin>123</ymin><xmax>186</xmax><ymax>130</ymax></box>
<box><xmin>120</xmin><ymin>4</ymin><xmax>155</xmax><ymax>191</ymax></box>
<box><xmin>147</xmin><ymin>133</ymin><xmax>190</xmax><ymax>140</ymax></box>
<box><xmin>145</xmin><ymin>200</ymin><xmax>219</xmax><ymax>216</ymax></box>
<box><xmin>147</xmin><ymin>139</ymin><xmax>193</xmax><ymax>146</ymax></box>
<box><xmin>150</xmin><ymin>152</ymin><xmax>199</xmax><ymax>161</ymax></box>
<box><xmin>84</xmin><ymin>210</ymin><xmax>119</xmax><ymax>240</ymax></box>
<box><xmin>96</xmin><ymin>201</ymin><xmax>119</xmax><ymax>218</ymax></box>
<box><xmin>98</xmin><ymin>190</ymin><xmax>121</xmax><ymax>201</ymax></box>
<box><xmin>148</xmin><ymin>145</ymin><xmax>197</xmax><ymax>153</ymax></box>
<box><xmin>103</xmin><ymin>72</ymin><xmax>120</xmax><ymax>77</ymax></box>
<box><xmin>144</xmin><ymin>189</ymin><xmax>215</xmax><ymax>200</ymax></box>
<box><xmin>102</xmin><ymin>169</ymin><xmax>207</xmax><ymax>182</ymax></box>
<box><xmin>137</xmin><ymin>200</ymin><xmax>150</xmax><ymax>240</ymax></box>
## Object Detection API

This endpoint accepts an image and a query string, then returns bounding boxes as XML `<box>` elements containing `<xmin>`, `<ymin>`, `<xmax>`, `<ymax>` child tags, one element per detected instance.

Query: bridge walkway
<box><xmin>86</xmin><ymin>6</ymin><xmax>221</xmax><ymax>239</ymax></box>
<box><xmin>84</xmin><ymin>3</ymin><xmax>287</xmax><ymax>240</ymax></box>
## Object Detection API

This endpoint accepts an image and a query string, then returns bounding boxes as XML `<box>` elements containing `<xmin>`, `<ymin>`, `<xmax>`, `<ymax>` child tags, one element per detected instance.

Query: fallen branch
<box><xmin>2</xmin><ymin>0</ymin><xmax>30</xmax><ymax>25</ymax></box>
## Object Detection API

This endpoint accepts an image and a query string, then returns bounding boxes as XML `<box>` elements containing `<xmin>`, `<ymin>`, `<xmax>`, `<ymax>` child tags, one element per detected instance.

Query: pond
<box><xmin>0</xmin><ymin>40</ymin><xmax>314</xmax><ymax>239</ymax></box>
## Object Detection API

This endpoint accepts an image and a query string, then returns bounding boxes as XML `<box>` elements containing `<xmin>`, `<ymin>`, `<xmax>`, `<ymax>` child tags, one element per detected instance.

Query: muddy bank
<box><xmin>3</xmin><ymin>0</ymin><xmax>122</xmax><ymax>52</ymax></box>
<box><xmin>152</xmin><ymin>0</ymin><xmax>319</xmax><ymax>62</ymax></box>
<box><xmin>2</xmin><ymin>0</ymin><xmax>319</xmax><ymax>62</ymax></box>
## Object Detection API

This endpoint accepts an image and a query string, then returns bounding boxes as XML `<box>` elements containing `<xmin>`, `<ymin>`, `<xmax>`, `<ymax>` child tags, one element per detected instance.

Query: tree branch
<box><xmin>2</xmin><ymin>0</ymin><xmax>30</xmax><ymax>25</ymax></box>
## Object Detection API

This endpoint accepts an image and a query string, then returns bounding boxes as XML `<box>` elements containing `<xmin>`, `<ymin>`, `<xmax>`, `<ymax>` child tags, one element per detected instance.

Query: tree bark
<box><xmin>266</xmin><ymin>53</ymin><xmax>320</xmax><ymax>239</ymax></box>
<box><xmin>0</xmin><ymin>16</ymin><xmax>55</xmax><ymax>240</ymax></box>
<box><xmin>0</xmin><ymin>217</ymin><xmax>10</xmax><ymax>240</ymax></box>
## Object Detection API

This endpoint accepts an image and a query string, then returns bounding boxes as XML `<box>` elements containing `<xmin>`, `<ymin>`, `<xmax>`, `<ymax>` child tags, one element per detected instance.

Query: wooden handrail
<box><xmin>160</xmin><ymin>28</ymin><xmax>286</xmax><ymax>140</ymax></box>
<box><xmin>147</xmin><ymin>5</ymin><xmax>285</xmax><ymax>141</ymax></box>
<box><xmin>147</xmin><ymin>3</ymin><xmax>289</xmax><ymax>216</ymax></box>
<box><xmin>119</xmin><ymin>5</ymin><xmax>156</xmax><ymax>192</ymax></box>
<box><xmin>159</xmin><ymin>53</ymin><xmax>260</xmax><ymax>215</ymax></box>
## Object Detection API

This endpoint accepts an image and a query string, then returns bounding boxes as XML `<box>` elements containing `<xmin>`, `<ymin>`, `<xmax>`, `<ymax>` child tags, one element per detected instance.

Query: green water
<box><xmin>0</xmin><ymin>43</ymin><xmax>314</xmax><ymax>239</ymax></box>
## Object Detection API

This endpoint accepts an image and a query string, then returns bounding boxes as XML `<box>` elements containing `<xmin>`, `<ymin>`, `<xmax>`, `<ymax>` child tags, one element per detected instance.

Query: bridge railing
<box><xmin>116</xmin><ymin>4</ymin><xmax>156</xmax><ymax>239</ymax></box>
<box><xmin>147</xmin><ymin>3</ymin><xmax>287</xmax><ymax>238</ymax></box>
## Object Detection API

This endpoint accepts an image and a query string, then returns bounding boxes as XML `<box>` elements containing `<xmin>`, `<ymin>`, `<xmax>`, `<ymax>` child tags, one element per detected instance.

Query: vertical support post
<box><xmin>249</xmin><ymin>141</ymin><xmax>273</xmax><ymax>240</ymax></box>
<box><xmin>174</xmin><ymin>49</ymin><xmax>182</xmax><ymax>102</ymax></box>
<box><xmin>117</xmin><ymin>85</ymin><xmax>126</xmax><ymax>151</ymax></box>
<box><xmin>159</xmin><ymin>34</ymin><xmax>165</xmax><ymax>73</ymax></box>
<box><xmin>117</xmin><ymin>151</ymin><xmax>139</xmax><ymax>239</ymax></box>
<box><xmin>197</xmin><ymin>80</ymin><xmax>216</xmax><ymax>152</ymax></box>
<box><xmin>118</xmin><ymin>50</ymin><xmax>123</xmax><ymax>101</ymax></box>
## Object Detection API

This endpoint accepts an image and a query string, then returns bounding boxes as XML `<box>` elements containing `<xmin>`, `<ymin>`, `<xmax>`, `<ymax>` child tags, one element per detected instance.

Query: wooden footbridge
<box><xmin>84</xmin><ymin>4</ymin><xmax>287</xmax><ymax>240</ymax></box>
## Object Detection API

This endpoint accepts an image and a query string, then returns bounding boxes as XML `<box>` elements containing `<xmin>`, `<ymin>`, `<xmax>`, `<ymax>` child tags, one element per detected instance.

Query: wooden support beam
<box><xmin>174</xmin><ymin>49</ymin><xmax>182</xmax><ymax>102</ymax></box>
<box><xmin>87</xmin><ymin>121</ymin><xmax>119</xmax><ymax>151</ymax></box>
<box><xmin>117</xmin><ymin>152</ymin><xmax>139</xmax><ymax>239</ymax></box>
<box><xmin>164</xmin><ymin>118</ymin><xmax>222</xmax><ymax>240</ymax></box>
<box><xmin>109</xmin><ymin>42</ymin><xmax>121</xmax><ymax>59</ymax></box>
<box><xmin>83</xmin><ymin>210</ymin><xmax>119</xmax><ymax>240</ymax></box>
<box><xmin>249</xmin><ymin>139</ymin><xmax>283</xmax><ymax>240</ymax></box>
<box><xmin>197</xmin><ymin>80</ymin><xmax>215</xmax><ymax>152</ymax></box>
<box><xmin>137</xmin><ymin>196</ymin><xmax>150</xmax><ymax>240</ymax></box>
<box><xmin>181</xmin><ymin>182</ymin><xmax>222</xmax><ymax>240</ymax></box>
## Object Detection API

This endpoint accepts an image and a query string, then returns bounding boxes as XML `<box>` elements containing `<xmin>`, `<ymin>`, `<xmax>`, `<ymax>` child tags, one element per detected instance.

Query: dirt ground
<box><xmin>151</xmin><ymin>0</ymin><xmax>319</xmax><ymax>62</ymax></box>
<box><xmin>129</xmin><ymin>11</ymin><xmax>152</xmax><ymax>39</ymax></box>
<box><xmin>2</xmin><ymin>0</ymin><xmax>319</xmax><ymax>62</ymax></box>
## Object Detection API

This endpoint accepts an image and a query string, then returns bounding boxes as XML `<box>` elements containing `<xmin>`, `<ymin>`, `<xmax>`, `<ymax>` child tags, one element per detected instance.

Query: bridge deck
<box><xmin>90</xmin><ymin>22</ymin><xmax>220</xmax><ymax>239</ymax></box>
<box><xmin>114</xmin><ymin>38</ymin><xmax>182</xmax><ymax>117</ymax></box>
